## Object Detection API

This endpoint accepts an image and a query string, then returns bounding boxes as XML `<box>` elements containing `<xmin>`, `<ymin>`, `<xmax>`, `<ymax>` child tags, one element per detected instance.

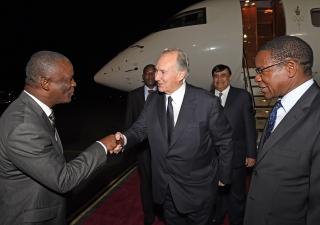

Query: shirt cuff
<box><xmin>96</xmin><ymin>141</ymin><xmax>108</xmax><ymax>154</ymax></box>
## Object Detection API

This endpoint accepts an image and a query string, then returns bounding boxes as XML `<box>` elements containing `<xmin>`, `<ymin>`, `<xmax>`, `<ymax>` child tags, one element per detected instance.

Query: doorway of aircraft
<box><xmin>241</xmin><ymin>0</ymin><xmax>286</xmax><ymax>140</ymax></box>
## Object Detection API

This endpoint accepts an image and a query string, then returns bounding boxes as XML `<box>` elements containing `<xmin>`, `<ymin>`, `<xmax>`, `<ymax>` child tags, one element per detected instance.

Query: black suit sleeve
<box><xmin>243</xmin><ymin>92</ymin><xmax>257</xmax><ymax>159</ymax></box>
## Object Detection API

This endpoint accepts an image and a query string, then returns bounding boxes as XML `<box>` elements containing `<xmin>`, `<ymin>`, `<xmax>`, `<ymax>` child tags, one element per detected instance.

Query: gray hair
<box><xmin>25</xmin><ymin>51</ymin><xmax>70</xmax><ymax>84</ymax></box>
<box><xmin>162</xmin><ymin>48</ymin><xmax>190</xmax><ymax>78</ymax></box>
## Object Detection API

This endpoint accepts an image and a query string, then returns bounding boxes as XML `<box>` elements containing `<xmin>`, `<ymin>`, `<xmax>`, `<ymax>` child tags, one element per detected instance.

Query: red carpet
<box><xmin>72</xmin><ymin>168</ymin><xmax>252</xmax><ymax>225</ymax></box>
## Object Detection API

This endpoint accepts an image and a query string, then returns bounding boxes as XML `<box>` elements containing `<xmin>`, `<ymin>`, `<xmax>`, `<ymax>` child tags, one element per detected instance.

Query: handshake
<box><xmin>99</xmin><ymin>132</ymin><xmax>125</xmax><ymax>154</ymax></box>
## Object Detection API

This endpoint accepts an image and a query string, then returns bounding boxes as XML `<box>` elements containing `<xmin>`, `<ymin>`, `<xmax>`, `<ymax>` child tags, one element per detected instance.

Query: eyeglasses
<box><xmin>255</xmin><ymin>61</ymin><xmax>286</xmax><ymax>75</ymax></box>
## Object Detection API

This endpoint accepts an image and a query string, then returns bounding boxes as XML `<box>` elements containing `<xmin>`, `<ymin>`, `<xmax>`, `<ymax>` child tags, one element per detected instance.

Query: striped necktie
<box><xmin>167</xmin><ymin>96</ymin><xmax>174</xmax><ymax>144</ymax></box>
<box><xmin>264</xmin><ymin>101</ymin><xmax>282</xmax><ymax>143</ymax></box>
<box><xmin>218</xmin><ymin>92</ymin><xmax>223</xmax><ymax>105</ymax></box>
<box><xmin>48</xmin><ymin>111</ymin><xmax>55</xmax><ymax>130</ymax></box>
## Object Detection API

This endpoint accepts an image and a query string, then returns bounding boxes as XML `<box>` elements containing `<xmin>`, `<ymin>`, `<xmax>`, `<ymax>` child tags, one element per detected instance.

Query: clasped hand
<box><xmin>99</xmin><ymin>132</ymin><xmax>124</xmax><ymax>154</ymax></box>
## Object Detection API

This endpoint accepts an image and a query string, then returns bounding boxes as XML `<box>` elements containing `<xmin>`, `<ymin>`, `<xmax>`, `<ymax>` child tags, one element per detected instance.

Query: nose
<box><xmin>72</xmin><ymin>79</ymin><xmax>77</xmax><ymax>87</ymax></box>
<box><xmin>155</xmin><ymin>71</ymin><xmax>160</xmax><ymax>81</ymax></box>
<box><xmin>254</xmin><ymin>74</ymin><xmax>261</xmax><ymax>83</ymax></box>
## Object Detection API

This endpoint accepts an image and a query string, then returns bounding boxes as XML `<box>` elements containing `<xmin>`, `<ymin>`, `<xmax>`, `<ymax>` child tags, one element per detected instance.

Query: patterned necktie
<box><xmin>218</xmin><ymin>92</ymin><xmax>223</xmax><ymax>105</ymax></box>
<box><xmin>264</xmin><ymin>100</ymin><xmax>282</xmax><ymax>143</ymax></box>
<box><xmin>167</xmin><ymin>96</ymin><xmax>174</xmax><ymax>144</ymax></box>
<box><xmin>48</xmin><ymin>111</ymin><xmax>55</xmax><ymax>130</ymax></box>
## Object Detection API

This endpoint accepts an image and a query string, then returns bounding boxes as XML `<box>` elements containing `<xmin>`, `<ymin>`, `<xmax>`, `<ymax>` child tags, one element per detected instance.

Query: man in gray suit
<box><xmin>0</xmin><ymin>51</ymin><xmax>121</xmax><ymax>225</ymax></box>
<box><xmin>115</xmin><ymin>48</ymin><xmax>234</xmax><ymax>225</ymax></box>
<box><xmin>244</xmin><ymin>36</ymin><xmax>320</xmax><ymax>225</ymax></box>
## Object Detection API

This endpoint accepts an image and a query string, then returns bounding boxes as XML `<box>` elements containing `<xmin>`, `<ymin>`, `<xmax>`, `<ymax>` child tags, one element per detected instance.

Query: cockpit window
<box><xmin>311</xmin><ymin>9</ymin><xmax>320</xmax><ymax>27</ymax></box>
<box><xmin>159</xmin><ymin>8</ymin><xmax>206</xmax><ymax>31</ymax></box>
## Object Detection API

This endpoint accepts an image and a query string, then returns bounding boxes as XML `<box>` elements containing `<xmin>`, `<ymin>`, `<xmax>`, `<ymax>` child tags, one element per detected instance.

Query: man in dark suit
<box><xmin>115</xmin><ymin>48</ymin><xmax>234</xmax><ymax>225</ymax></box>
<box><xmin>0</xmin><ymin>51</ymin><xmax>120</xmax><ymax>225</ymax></box>
<box><xmin>244</xmin><ymin>36</ymin><xmax>320</xmax><ymax>225</ymax></box>
<box><xmin>210</xmin><ymin>64</ymin><xmax>257</xmax><ymax>225</ymax></box>
<box><xmin>124</xmin><ymin>64</ymin><xmax>157</xmax><ymax>225</ymax></box>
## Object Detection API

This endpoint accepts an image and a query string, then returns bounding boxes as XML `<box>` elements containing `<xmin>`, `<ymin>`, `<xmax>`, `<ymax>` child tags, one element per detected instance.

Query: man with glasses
<box><xmin>124</xmin><ymin>64</ymin><xmax>157</xmax><ymax>225</ymax></box>
<box><xmin>210</xmin><ymin>64</ymin><xmax>256</xmax><ymax>225</ymax></box>
<box><xmin>244</xmin><ymin>36</ymin><xmax>320</xmax><ymax>225</ymax></box>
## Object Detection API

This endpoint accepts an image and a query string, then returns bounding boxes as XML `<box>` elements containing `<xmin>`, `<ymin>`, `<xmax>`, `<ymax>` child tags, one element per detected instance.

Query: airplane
<box><xmin>94</xmin><ymin>0</ymin><xmax>320</xmax><ymax>137</ymax></box>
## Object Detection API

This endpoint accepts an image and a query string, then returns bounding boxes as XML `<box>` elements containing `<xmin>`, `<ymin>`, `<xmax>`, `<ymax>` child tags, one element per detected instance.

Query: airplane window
<box><xmin>159</xmin><ymin>8</ymin><xmax>206</xmax><ymax>31</ymax></box>
<box><xmin>311</xmin><ymin>9</ymin><xmax>320</xmax><ymax>27</ymax></box>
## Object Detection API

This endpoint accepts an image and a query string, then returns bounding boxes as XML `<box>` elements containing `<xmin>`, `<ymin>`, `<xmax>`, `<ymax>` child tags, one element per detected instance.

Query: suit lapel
<box><xmin>223</xmin><ymin>86</ymin><xmax>235</xmax><ymax>111</ymax></box>
<box><xmin>169</xmin><ymin>84</ymin><xmax>196</xmax><ymax>149</ymax></box>
<box><xmin>56</xmin><ymin>130</ymin><xmax>64</xmax><ymax>152</ymax></box>
<box><xmin>157</xmin><ymin>94</ymin><xmax>168</xmax><ymax>142</ymax></box>
<box><xmin>256</xmin><ymin>83</ymin><xmax>320</xmax><ymax>165</ymax></box>
<box><xmin>20</xmin><ymin>91</ymin><xmax>64</xmax><ymax>155</ymax></box>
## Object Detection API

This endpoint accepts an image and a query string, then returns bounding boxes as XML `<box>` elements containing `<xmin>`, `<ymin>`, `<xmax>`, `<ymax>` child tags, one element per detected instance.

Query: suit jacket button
<box><xmin>253</xmin><ymin>170</ymin><xmax>258</xmax><ymax>176</ymax></box>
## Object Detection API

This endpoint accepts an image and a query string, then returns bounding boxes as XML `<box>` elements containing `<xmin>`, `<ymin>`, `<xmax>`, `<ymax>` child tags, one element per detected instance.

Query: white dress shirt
<box><xmin>166</xmin><ymin>82</ymin><xmax>186</xmax><ymax>125</ymax></box>
<box><xmin>273</xmin><ymin>79</ymin><xmax>314</xmax><ymax>131</ymax></box>
<box><xmin>123</xmin><ymin>81</ymin><xmax>186</xmax><ymax>146</ymax></box>
<box><xmin>214</xmin><ymin>85</ymin><xmax>230</xmax><ymax>107</ymax></box>
<box><xmin>144</xmin><ymin>85</ymin><xmax>157</xmax><ymax>101</ymax></box>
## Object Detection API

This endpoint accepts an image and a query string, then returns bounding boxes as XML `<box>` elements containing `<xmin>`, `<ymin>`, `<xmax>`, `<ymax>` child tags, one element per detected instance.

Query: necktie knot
<box><xmin>148</xmin><ymin>89</ymin><xmax>154</xmax><ymax>94</ymax></box>
<box><xmin>48</xmin><ymin>111</ymin><xmax>55</xmax><ymax>130</ymax></box>
<box><xmin>264</xmin><ymin>100</ymin><xmax>282</xmax><ymax>143</ymax></box>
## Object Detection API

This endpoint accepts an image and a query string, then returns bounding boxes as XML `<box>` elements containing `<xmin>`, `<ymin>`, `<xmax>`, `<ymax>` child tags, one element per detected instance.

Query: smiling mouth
<box><xmin>259</xmin><ymin>86</ymin><xmax>266</xmax><ymax>91</ymax></box>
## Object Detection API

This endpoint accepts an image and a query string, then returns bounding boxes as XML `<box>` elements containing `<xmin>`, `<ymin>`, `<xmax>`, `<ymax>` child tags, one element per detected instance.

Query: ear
<box><xmin>40</xmin><ymin>77</ymin><xmax>50</xmax><ymax>91</ymax></box>
<box><xmin>286</xmin><ymin>60</ymin><xmax>297</xmax><ymax>78</ymax></box>
<box><xmin>178</xmin><ymin>70</ymin><xmax>186</xmax><ymax>81</ymax></box>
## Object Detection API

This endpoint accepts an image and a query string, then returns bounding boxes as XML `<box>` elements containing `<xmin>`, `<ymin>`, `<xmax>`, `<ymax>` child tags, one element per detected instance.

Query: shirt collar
<box><xmin>24</xmin><ymin>90</ymin><xmax>52</xmax><ymax>116</ymax></box>
<box><xmin>167</xmin><ymin>82</ymin><xmax>186</xmax><ymax>106</ymax></box>
<box><xmin>215</xmin><ymin>85</ymin><xmax>230</xmax><ymax>96</ymax></box>
<box><xmin>144</xmin><ymin>85</ymin><xmax>157</xmax><ymax>92</ymax></box>
<box><xmin>280</xmin><ymin>79</ymin><xmax>314</xmax><ymax>113</ymax></box>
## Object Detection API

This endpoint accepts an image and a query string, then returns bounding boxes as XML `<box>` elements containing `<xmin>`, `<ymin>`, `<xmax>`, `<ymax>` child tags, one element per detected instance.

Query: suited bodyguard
<box><xmin>210</xmin><ymin>64</ymin><xmax>257</xmax><ymax>225</ymax></box>
<box><xmin>244</xmin><ymin>36</ymin><xmax>320</xmax><ymax>225</ymax></box>
<box><xmin>115</xmin><ymin>48</ymin><xmax>234</xmax><ymax>225</ymax></box>
<box><xmin>124</xmin><ymin>64</ymin><xmax>157</xmax><ymax>225</ymax></box>
<box><xmin>0</xmin><ymin>51</ymin><xmax>120</xmax><ymax>225</ymax></box>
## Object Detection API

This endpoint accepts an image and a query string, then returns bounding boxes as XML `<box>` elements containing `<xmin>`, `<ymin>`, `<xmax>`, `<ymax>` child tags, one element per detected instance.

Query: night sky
<box><xmin>0</xmin><ymin>0</ymin><xmax>202</xmax><ymax>100</ymax></box>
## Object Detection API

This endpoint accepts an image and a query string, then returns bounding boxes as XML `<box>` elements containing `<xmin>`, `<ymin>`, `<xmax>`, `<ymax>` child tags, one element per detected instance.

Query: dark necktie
<box><xmin>148</xmin><ymin>89</ymin><xmax>154</xmax><ymax>95</ymax></box>
<box><xmin>218</xmin><ymin>92</ymin><xmax>223</xmax><ymax>105</ymax></box>
<box><xmin>167</xmin><ymin>96</ymin><xmax>174</xmax><ymax>144</ymax></box>
<box><xmin>48</xmin><ymin>111</ymin><xmax>55</xmax><ymax>130</ymax></box>
<box><xmin>264</xmin><ymin>101</ymin><xmax>282</xmax><ymax>143</ymax></box>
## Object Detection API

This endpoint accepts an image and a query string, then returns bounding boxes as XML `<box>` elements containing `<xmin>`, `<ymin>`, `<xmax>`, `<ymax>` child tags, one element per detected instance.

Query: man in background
<box><xmin>0</xmin><ymin>51</ymin><xmax>120</xmax><ymax>225</ymax></box>
<box><xmin>244</xmin><ymin>36</ymin><xmax>320</xmax><ymax>225</ymax></box>
<box><xmin>211</xmin><ymin>64</ymin><xmax>257</xmax><ymax>225</ymax></box>
<box><xmin>124</xmin><ymin>64</ymin><xmax>157</xmax><ymax>225</ymax></box>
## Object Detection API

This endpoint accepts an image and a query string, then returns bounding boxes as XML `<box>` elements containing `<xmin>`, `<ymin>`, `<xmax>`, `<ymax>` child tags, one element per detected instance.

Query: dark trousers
<box><xmin>137</xmin><ymin>147</ymin><xmax>155</xmax><ymax>224</ymax></box>
<box><xmin>163</xmin><ymin>186</ymin><xmax>212</xmax><ymax>225</ymax></box>
<box><xmin>213</xmin><ymin>167</ymin><xmax>247</xmax><ymax>225</ymax></box>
